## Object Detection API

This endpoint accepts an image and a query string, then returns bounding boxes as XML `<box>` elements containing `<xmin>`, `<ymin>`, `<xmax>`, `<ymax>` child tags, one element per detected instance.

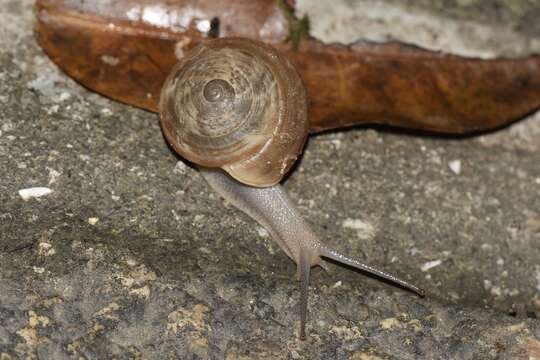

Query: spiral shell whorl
<box><xmin>159</xmin><ymin>38</ymin><xmax>308</xmax><ymax>187</ymax></box>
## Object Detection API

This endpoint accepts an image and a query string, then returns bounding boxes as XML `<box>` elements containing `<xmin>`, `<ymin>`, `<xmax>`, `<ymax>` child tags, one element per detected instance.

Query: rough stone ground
<box><xmin>0</xmin><ymin>0</ymin><xmax>539</xmax><ymax>359</ymax></box>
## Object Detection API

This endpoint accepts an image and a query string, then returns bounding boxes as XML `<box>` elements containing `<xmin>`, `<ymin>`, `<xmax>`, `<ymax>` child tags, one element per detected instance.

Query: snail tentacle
<box><xmin>319</xmin><ymin>247</ymin><xmax>425</xmax><ymax>296</ymax></box>
<box><xmin>298</xmin><ymin>249</ymin><xmax>311</xmax><ymax>341</ymax></box>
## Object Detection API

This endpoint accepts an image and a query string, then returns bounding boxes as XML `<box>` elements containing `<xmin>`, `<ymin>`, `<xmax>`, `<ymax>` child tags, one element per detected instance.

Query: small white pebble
<box><xmin>17</xmin><ymin>162</ymin><xmax>27</xmax><ymax>169</ymax></box>
<box><xmin>331</xmin><ymin>281</ymin><xmax>342</xmax><ymax>289</ymax></box>
<box><xmin>48</xmin><ymin>168</ymin><xmax>61</xmax><ymax>185</ymax></box>
<box><xmin>193</xmin><ymin>214</ymin><xmax>205</xmax><ymax>223</ymax></box>
<box><xmin>173</xmin><ymin>160</ymin><xmax>188</xmax><ymax>174</ymax></box>
<box><xmin>39</xmin><ymin>242</ymin><xmax>51</xmax><ymax>250</ymax></box>
<box><xmin>2</xmin><ymin>123</ymin><xmax>12</xmax><ymax>132</ymax></box>
<box><xmin>342</xmin><ymin>218</ymin><xmax>370</xmax><ymax>230</ymax></box>
<box><xmin>420</xmin><ymin>259</ymin><xmax>442</xmax><ymax>272</ymax></box>
<box><xmin>66</xmin><ymin>144</ymin><xmax>73</xmax><ymax>148</ymax></box>
<box><xmin>448</xmin><ymin>160</ymin><xmax>461</xmax><ymax>175</ymax></box>
<box><xmin>342</xmin><ymin>218</ymin><xmax>376</xmax><ymax>240</ymax></box>
<box><xmin>47</xmin><ymin>104</ymin><xmax>59</xmax><ymax>114</ymax></box>
<box><xmin>496</xmin><ymin>258</ymin><xmax>504</xmax><ymax>266</ymax></box>
<box><xmin>38</xmin><ymin>242</ymin><xmax>56</xmax><ymax>256</ymax></box>
<box><xmin>88</xmin><ymin>217</ymin><xmax>99</xmax><ymax>225</ymax></box>
<box><xmin>171</xmin><ymin>209</ymin><xmax>180</xmax><ymax>222</ymax></box>
<box><xmin>481</xmin><ymin>243</ymin><xmax>493</xmax><ymax>251</ymax></box>
<box><xmin>33</xmin><ymin>266</ymin><xmax>45</xmax><ymax>274</ymax></box>
<box><xmin>112</xmin><ymin>195</ymin><xmax>120</xmax><ymax>201</ymax></box>
<box><xmin>101</xmin><ymin>107</ymin><xmax>113</xmax><ymax>116</ymax></box>
<box><xmin>257</xmin><ymin>227</ymin><xmax>269</xmax><ymax>238</ymax></box>
<box><xmin>129</xmin><ymin>286</ymin><xmax>150</xmax><ymax>299</ymax></box>
<box><xmin>483</xmin><ymin>279</ymin><xmax>492</xmax><ymax>290</ymax></box>
<box><xmin>198</xmin><ymin>246</ymin><xmax>211</xmax><ymax>254</ymax></box>
<box><xmin>535</xmin><ymin>178</ymin><xmax>540</xmax><ymax>184</ymax></box>
<box><xmin>18</xmin><ymin>187</ymin><xmax>53</xmax><ymax>200</ymax></box>
<box><xmin>490</xmin><ymin>286</ymin><xmax>502</xmax><ymax>297</ymax></box>
<box><xmin>330</xmin><ymin>139</ymin><xmax>341</xmax><ymax>149</ymax></box>
<box><xmin>125</xmin><ymin>259</ymin><xmax>138</xmax><ymax>266</ymax></box>
<box><xmin>59</xmin><ymin>92</ymin><xmax>71</xmax><ymax>101</ymax></box>
<box><xmin>379</xmin><ymin>317</ymin><xmax>402</xmax><ymax>330</ymax></box>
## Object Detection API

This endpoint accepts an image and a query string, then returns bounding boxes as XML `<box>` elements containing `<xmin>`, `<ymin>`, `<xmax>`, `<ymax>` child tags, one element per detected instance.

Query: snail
<box><xmin>33</xmin><ymin>0</ymin><xmax>540</xmax><ymax>342</ymax></box>
<box><xmin>158</xmin><ymin>37</ymin><xmax>424</xmax><ymax>339</ymax></box>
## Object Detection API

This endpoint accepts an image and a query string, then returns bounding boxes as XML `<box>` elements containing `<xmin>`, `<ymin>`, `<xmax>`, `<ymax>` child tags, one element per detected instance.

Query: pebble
<box><xmin>257</xmin><ymin>227</ymin><xmax>269</xmax><ymax>238</ymax></box>
<box><xmin>100</xmin><ymin>107</ymin><xmax>113</xmax><ymax>116</ymax></box>
<box><xmin>173</xmin><ymin>160</ymin><xmax>188</xmax><ymax>174</ymax></box>
<box><xmin>421</xmin><ymin>259</ymin><xmax>443</xmax><ymax>272</ymax></box>
<box><xmin>48</xmin><ymin>168</ymin><xmax>61</xmax><ymax>185</ymax></box>
<box><xmin>18</xmin><ymin>187</ymin><xmax>53</xmax><ymax>200</ymax></box>
<box><xmin>342</xmin><ymin>218</ymin><xmax>376</xmax><ymax>239</ymax></box>
<box><xmin>32</xmin><ymin>266</ymin><xmax>45</xmax><ymax>274</ymax></box>
<box><xmin>58</xmin><ymin>92</ymin><xmax>71</xmax><ymax>101</ymax></box>
<box><xmin>448</xmin><ymin>160</ymin><xmax>462</xmax><ymax>175</ymax></box>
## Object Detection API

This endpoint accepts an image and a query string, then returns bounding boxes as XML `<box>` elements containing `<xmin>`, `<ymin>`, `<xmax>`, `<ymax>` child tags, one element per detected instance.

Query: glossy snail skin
<box><xmin>159</xmin><ymin>37</ymin><xmax>423</xmax><ymax>339</ymax></box>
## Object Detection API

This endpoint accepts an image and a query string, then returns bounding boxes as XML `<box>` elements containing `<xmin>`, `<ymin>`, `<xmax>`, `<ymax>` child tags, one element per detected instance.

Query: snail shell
<box><xmin>159</xmin><ymin>38</ymin><xmax>308</xmax><ymax>187</ymax></box>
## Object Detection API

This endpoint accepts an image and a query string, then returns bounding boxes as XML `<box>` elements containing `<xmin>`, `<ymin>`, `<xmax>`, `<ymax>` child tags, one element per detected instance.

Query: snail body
<box><xmin>159</xmin><ymin>37</ymin><xmax>423</xmax><ymax>339</ymax></box>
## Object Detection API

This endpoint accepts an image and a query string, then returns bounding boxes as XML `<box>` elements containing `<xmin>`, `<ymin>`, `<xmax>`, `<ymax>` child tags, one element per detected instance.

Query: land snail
<box><xmin>159</xmin><ymin>37</ymin><xmax>424</xmax><ymax>339</ymax></box>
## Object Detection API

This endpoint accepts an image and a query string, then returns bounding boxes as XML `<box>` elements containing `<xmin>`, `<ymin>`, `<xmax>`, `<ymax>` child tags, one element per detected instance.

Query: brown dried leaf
<box><xmin>35</xmin><ymin>0</ymin><xmax>540</xmax><ymax>134</ymax></box>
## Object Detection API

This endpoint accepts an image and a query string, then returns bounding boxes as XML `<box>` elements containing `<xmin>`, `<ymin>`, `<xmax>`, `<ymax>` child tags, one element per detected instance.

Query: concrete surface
<box><xmin>296</xmin><ymin>0</ymin><xmax>540</xmax><ymax>58</ymax></box>
<box><xmin>0</xmin><ymin>0</ymin><xmax>539</xmax><ymax>359</ymax></box>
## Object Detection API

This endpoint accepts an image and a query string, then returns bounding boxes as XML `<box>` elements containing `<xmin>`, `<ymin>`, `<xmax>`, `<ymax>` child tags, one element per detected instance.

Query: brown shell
<box><xmin>35</xmin><ymin>0</ymin><xmax>540</xmax><ymax>136</ymax></box>
<box><xmin>159</xmin><ymin>38</ymin><xmax>308</xmax><ymax>187</ymax></box>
